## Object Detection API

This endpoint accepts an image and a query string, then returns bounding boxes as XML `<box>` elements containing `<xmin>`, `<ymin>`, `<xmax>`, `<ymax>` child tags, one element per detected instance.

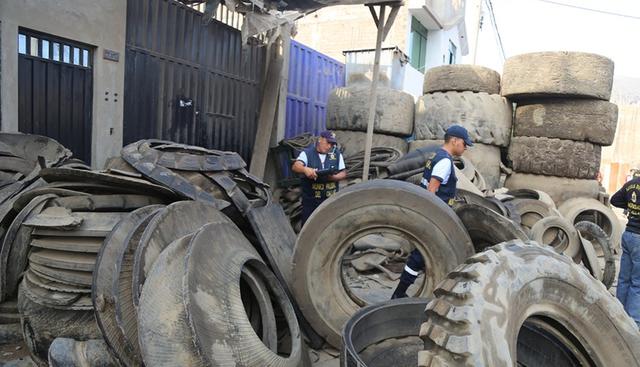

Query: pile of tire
<box><xmin>326</xmin><ymin>74</ymin><xmax>411</xmax><ymax>159</ymax></box>
<box><xmin>503</xmin><ymin>51</ymin><xmax>617</xmax><ymax>204</ymax></box>
<box><xmin>411</xmin><ymin>64</ymin><xmax>512</xmax><ymax>189</ymax></box>
<box><xmin>0</xmin><ymin>137</ymin><xmax>307</xmax><ymax>367</ymax></box>
<box><xmin>501</xmin><ymin>51</ymin><xmax>622</xmax><ymax>251</ymax></box>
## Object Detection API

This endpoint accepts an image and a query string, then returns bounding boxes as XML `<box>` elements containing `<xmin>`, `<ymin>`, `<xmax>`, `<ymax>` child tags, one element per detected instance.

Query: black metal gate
<box><xmin>18</xmin><ymin>29</ymin><xmax>93</xmax><ymax>162</ymax></box>
<box><xmin>123</xmin><ymin>0</ymin><xmax>265</xmax><ymax>162</ymax></box>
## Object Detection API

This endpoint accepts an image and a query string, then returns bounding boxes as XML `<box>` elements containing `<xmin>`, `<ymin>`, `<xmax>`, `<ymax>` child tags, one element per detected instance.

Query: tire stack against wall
<box><xmin>326</xmin><ymin>74</ymin><xmax>412</xmax><ymax>159</ymax></box>
<box><xmin>502</xmin><ymin>51</ymin><xmax>622</xmax><ymax>248</ymax></box>
<box><xmin>412</xmin><ymin>65</ymin><xmax>512</xmax><ymax>189</ymax></box>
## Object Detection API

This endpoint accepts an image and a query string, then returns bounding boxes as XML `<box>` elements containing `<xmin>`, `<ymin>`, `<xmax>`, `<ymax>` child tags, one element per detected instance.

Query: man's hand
<box><xmin>305</xmin><ymin>167</ymin><xmax>318</xmax><ymax>180</ymax></box>
<box><xmin>292</xmin><ymin>161</ymin><xmax>317</xmax><ymax>180</ymax></box>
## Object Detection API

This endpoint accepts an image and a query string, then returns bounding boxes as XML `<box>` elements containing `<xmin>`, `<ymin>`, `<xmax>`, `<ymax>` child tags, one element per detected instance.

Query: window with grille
<box><xmin>18</xmin><ymin>31</ymin><xmax>92</xmax><ymax>68</ymax></box>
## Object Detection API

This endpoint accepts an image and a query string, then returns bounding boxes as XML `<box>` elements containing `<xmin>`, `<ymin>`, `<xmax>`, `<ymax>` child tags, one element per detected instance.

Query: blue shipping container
<box><xmin>285</xmin><ymin>40</ymin><xmax>345</xmax><ymax>139</ymax></box>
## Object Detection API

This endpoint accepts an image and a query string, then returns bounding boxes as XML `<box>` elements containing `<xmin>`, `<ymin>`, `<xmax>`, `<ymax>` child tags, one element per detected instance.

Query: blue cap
<box><xmin>319</xmin><ymin>130</ymin><xmax>337</xmax><ymax>144</ymax></box>
<box><xmin>445</xmin><ymin>125</ymin><xmax>473</xmax><ymax>147</ymax></box>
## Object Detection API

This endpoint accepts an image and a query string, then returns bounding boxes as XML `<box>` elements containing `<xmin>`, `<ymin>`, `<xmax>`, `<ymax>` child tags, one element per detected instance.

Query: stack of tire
<box><xmin>411</xmin><ymin>64</ymin><xmax>512</xmax><ymax>189</ymax></box>
<box><xmin>326</xmin><ymin>74</ymin><xmax>412</xmax><ymax>159</ymax></box>
<box><xmin>501</xmin><ymin>51</ymin><xmax>622</xmax><ymax>248</ymax></box>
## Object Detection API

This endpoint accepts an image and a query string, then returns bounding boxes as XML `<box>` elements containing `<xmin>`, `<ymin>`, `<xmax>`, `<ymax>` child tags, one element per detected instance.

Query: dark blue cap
<box><xmin>445</xmin><ymin>125</ymin><xmax>473</xmax><ymax>147</ymax></box>
<box><xmin>319</xmin><ymin>130</ymin><xmax>337</xmax><ymax>144</ymax></box>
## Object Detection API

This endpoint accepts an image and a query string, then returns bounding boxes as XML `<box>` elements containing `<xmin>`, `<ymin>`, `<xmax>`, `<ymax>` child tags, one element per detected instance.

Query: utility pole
<box><xmin>362</xmin><ymin>2</ymin><xmax>401</xmax><ymax>181</ymax></box>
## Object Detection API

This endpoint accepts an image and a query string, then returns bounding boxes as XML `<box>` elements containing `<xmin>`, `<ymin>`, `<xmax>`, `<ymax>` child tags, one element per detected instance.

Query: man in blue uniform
<box><xmin>292</xmin><ymin>131</ymin><xmax>347</xmax><ymax>226</ymax></box>
<box><xmin>612</xmin><ymin>171</ymin><xmax>640</xmax><ymax>327</ymax></box>
<box><xmin>391</xmin><ymin>125</ymin><xmax>473</xmax><ymax>299</ymax></box>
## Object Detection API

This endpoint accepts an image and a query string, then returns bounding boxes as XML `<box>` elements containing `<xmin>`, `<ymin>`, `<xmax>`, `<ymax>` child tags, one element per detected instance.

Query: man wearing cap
<box><xmin>391</xmin><ymin>124</ymin><xmax>472</xmax><ymax>299</ymax></box>
<box><xmin>292</xmin><ymin>130</ymin><xmax>347</xmax><ymax>226</ymax></box>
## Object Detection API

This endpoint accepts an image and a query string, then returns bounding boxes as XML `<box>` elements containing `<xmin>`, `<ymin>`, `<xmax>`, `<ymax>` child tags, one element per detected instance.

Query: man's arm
<box><xmin>292</xmin><ymin>159</ymin><xmax>318</xmax><ymax>180</ymax></box>
<box><xmin>611</xmin><ymin>183</ymin><xmax>628</xmax><ymax>209</ymax></box>
<box><xmin>328</xmin><ymin>169</ymin><xmax>347</xmax><ymax>181</ymax></box>
<box><xmin>427</xmin><ymin>178</ymin><xmax>441</xmax><ymax>193</ymax></box>
<box><xmin>328</xmin><ymin>151</ymin><xmax>347</xmax><ymax>181</ymax></box>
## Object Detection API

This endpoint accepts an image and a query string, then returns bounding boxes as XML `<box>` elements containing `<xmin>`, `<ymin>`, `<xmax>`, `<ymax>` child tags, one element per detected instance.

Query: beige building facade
<box><xmin>0</xmin><ymin>0</ymin><xmax>127</xmax><ymax>168</ymax></box>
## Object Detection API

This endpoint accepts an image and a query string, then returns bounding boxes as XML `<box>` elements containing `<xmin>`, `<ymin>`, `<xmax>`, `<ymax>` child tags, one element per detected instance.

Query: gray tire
<box><xmin>454</xmin><ymin>204</ymin><xmax>528</xmax><ymax>252</ymax></box>
<box><xmin>558</xmin><ymin>197</ymin><xmax>623</xmax><ymax>252</ymax></box>
<box><xmin>508</xmin><ymin>137</ymin><xmax>601</xmax><ymax>179</ymax></box>
<box><xmin>414</xmin><ymin>92</ymin><xmax>513</xmax><ymax>147</ymax></box>
<box><xmin>504</xmin><ymin>173</ymin><xmax>601</xmax><ymax>205</ymax></box>
<box><xmin>501</xmin><ymin>51</ymin><xmax>614</xmax><ymax>101</ymax></box>
<box><xmin>511</xmin><ymin>198</ymin><xmax>557</xmax><ymax>230</ymax></box>
<box><xmin>326</xmin><ymin>85</ymin><xmax>414</xmax><ymax>137</ymax></box>
<box><xmin>292</xmin><ymin>180</ymin><xmax>474</xmax><ymax>348</ymax></box>
<box><xmin>514</xmin><ymin>100</ymin><xmax>618</xmax><ymax>145</ymax></box>
<box><xmin>333</xmin><ymin>130</ymin><xmax>408</xmax><ymax>159</ymax></box>
<box><xmin>530</xmin><ymin>215</ymin><xmax>581</xmax><ymax>261</ymax></box>
<box><xmin>423</xmin><ymin>65</ymin><xmax>500</xmax><ymax>94</ymax></box>
<box><xmin>575</xmin><ymin>221</ymin><xmax>616</xmax><ymax>289</ymax></box>
<box><xmin>418</xmin><ymin>241</ymin><xmax>640</xmax><ymax>366</ymax></box>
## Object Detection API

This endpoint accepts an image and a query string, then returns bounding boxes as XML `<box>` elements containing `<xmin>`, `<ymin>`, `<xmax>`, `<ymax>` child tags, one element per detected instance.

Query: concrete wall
<box><xmin>0</xmin><ymin>0</ymin><xmax>127</xmax><ymax>168</ymax></box>
<box><xmin>294</xmin><ymin>5</ymin><xmax>411</xmax><ymax>63</ymax></box>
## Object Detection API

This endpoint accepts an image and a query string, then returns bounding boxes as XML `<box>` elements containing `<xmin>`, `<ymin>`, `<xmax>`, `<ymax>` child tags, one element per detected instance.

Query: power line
<box><xmin>529</xmin><ymin>0</ymin><xmax>640</xmax><ymax>20</ymax></box>
<box><xmin>484</xmin><ymin>0</ymin><xmax>506</xmax><ymax>60</ymax></box>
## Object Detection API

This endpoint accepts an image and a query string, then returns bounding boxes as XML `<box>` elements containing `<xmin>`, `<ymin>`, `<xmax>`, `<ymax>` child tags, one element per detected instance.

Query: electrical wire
<box><xmin>528</xmin><ymin>0</ymin><xmax>640</xmax><ymax>20</ymax></box>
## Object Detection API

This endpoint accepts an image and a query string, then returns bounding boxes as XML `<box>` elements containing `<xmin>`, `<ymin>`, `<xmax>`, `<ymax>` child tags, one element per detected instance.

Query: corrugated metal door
<box><xmin>123</xmin><ymin>0</ymin><xmax>264</xmax><ymax>162</ymax></box>
<box><xmin>285</xmin><ymin>40</ymin><xmax>344</xmax><ymax>138</ymax></box>
<box><xmin>18</xmin><ymin>30</ymin><xmax>93</xmax><ymax>162</ymax></box>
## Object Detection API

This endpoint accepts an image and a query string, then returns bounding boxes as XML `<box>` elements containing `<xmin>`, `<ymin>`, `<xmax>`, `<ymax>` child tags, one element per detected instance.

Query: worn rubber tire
<box><xmin>18</xmin><ymin>283</ymin><xmax>101</xmax><ymax>367</ymax></box>
<box><xmin>423</xmin><ymin>64</ymin><xmax>501</xmax><ymax>94</ymax></box>
<box><xmin>508</xmin><ymin>137</ymin><xmax>601</xmax><ymax>179</ymax></box>
<box><xmin>93</xmin><ymin>205</ymin><xmax>163</xmax><ymax>367</ymax></box>
<box><xmin>558</xmin><ymin>197</ymin><xmax>623</xmax><ymax>252</ymax></box>
<box><xmin>185</xmin><ymin>222</ymin><xmax>303</xmax><ymax>367</ymax></box>
<box><xmin>530</xmin><ymin>216</ymin><xmax>581</xmax><ymax>260</ymax></box>
<box><xmin>341</xmin><ymin>298</ymin><xmax>429</xmax><ymax>367</ymax></box>
<box><xmin>292</xmin><ymin>180</ymin><xmax>474</xmax><ymax>348</ymax></box>
<box><xmin>511</xmin><ymin>198</ymin><xmax>558</xmax><ymax>230</ymax></box>
<box><xmin>132</xmin><ymin>201</ymin><xmax>225</xmax><ymax>306</ymax></box>
<box><xmin>418</xmin><ymin>240</ymin><xmax>640</xmax><ymax>367</ymax></box>
<box><xmin>326</xmin><ymin>85</ymin><xmax>414</xmax><ymax>137</ymax></box>
<box><xmin>501</xmin><ymin>51</ymin><xmax>614</xmax><ymax>101</ymax></box>
<box><xmin>504</xmin><ymin>173</ymin><xmax>601</xmax><ymax>205</ymax></box>
<box><xmin>454</xmin><ymin>204</ymin><xmax>528</xmax><ymax>252</ymax></box>
<box><xmin>414</xmin><ymin>92</ymin><xmax>513</xmax><ymax>147</ymax></box>
<box><xmin>333</xmin><ymin>130</ymin><xmax>408</xmax><ymax>159</ymax></box>
<box><xmin>138</xmin><ymin>234</ymin><xmax>204</xmax><ymax>367</ymax></box>
<box><xmin>514</xmin><ymin>100</ymin><xmax>618</xmax><ymax>146</ymax></box>
<box><xmin>575</xmin><ymin>221</ymin><xmax>616</xmax><ymax>289</ymax></box>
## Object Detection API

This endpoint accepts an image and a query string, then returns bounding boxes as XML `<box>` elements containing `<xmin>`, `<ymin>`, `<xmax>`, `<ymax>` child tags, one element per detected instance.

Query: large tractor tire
<box><xmin>423</xmin><ymin>65</ymin><xmax>501</xmax><ymax>94</ymax></box>
<box><xmin>292</xmin><ymin>180</ymin><xmax>473</xmax><ymax>347</ymax></box>
<box><xmin>418</xmin><ymin>240</ymin><xmax>640</xmax><ymax>367</ymax></box>
<box><xmin>501</xmin><ymin>51</ymin><xmax>614</xmax><ymax>101</ymax></box>
<box><xmin>414</xmin><ymin>92</ymin><xmax>512</xmax><ymax>147</ymax></box>
<box><xmin>514</xmin><ymin>100</ymin><xmax>618</xmax><ymax>146</ymax></box>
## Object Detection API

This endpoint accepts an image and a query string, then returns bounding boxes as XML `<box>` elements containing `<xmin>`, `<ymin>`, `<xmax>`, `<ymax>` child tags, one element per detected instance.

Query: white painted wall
<box><xmin>0</xmin><ymin>0</ymin><xmax>127</xmax><ymax>168</ymax></box>
<box><xmin>423</xmin><ymin>26</ymin><xmax>464</xmax><ymax>70</ymax></box>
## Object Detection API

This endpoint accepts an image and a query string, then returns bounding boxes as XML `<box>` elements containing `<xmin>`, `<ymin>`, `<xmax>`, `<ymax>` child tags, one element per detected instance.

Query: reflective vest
<box><xmin>421</xmin><ymin>148</ymin><xmax>457</xmax><ymax>206</ymax></box>
<box><xmin>301</xmin><ymin>145</ymin><xmax>341</xmax><ymax>203</ymax></box>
